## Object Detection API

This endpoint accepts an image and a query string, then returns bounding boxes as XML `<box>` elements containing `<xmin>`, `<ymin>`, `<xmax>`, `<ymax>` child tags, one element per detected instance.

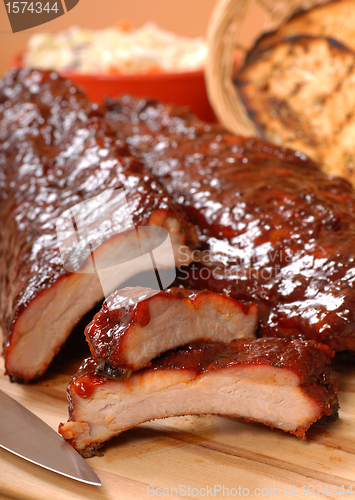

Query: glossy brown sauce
<box><xmin>106</xmin><ymin>96</ymin><xmax>355</xmax><ymax>351</ymax></box>
<box><xmin>0</xmin><ymin>69</ymin><xmax>196</xmax><ymax>371</ymax></box>
<box><xmin>150</xmin><ymin>338</ymin><xmax>333</xmax><ymax>384</ymax></box>
<box><xmin>71</xmin><ymin>371</ymin><xmax>107</xmax><ymax>399</ymax></box>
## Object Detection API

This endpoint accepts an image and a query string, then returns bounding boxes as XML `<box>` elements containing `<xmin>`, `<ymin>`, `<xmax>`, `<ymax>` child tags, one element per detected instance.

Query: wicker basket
<box><xmin>205</xmin><ymin>0</ymin><xmax>325</xmax><ymax>135</ymax></box>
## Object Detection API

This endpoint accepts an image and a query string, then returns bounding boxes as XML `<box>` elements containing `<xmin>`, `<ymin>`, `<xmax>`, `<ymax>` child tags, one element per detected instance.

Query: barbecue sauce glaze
<box><xmin>0</xmin><ymin>69</ymin><xmax>197</xmax><ymax>378</ymax></box>
<box><xmin>106</xmin><ymin>96</ymin><xmax>355</xmax><ymax>352</ymax></box>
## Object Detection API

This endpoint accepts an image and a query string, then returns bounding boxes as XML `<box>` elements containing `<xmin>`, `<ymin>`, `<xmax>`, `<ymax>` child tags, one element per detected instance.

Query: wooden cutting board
<box><xmin>0</xmin><ymin>340</ymin><xmax>355</xmax><ymax>500</ymax></box>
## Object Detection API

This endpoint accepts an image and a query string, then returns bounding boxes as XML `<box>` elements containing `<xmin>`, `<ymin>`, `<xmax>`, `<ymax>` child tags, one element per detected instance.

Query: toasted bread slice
<box><xmin>252</xmin><ymin>0</ymin><xmax>355</xmax><ymax>56</ymax></box>
<box><xmin>237</xmin><ymin>36</ymin><xmax>355</xmax><ymax>183</ymax></box>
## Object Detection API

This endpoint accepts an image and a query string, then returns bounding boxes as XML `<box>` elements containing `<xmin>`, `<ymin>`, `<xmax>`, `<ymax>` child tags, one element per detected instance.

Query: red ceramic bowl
<box><xmin>11</xmin><ymin>52</ymin><xmax>216</xmax><ymax>123</ymax></box>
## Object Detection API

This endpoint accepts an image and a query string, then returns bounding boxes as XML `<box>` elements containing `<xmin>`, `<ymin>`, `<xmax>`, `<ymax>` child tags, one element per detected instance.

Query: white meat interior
<box><xmin>123</xmin><ymin>294</ymin><xmax>258</xmax><ymax>369</ymax></box>
<box><xmin>6</xmin><ymin>225</ymin><xmax>192</xmax><ymax>381</ymax></box>
<box><xmin>60</xmin><ymin>364</ymin><xmax>321</xmax><ymax>452</ymax></box>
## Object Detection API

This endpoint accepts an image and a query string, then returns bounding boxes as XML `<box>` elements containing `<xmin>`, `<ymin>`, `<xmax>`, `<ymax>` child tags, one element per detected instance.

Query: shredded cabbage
<box><xmin>24</xmin><ymin>23</ymin><xmax>207</xmax><ymax>74</ymax></box>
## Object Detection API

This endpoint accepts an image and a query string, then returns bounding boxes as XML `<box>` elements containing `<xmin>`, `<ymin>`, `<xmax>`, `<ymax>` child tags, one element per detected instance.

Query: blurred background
<box><xmin>0</xmin><ymin>0</ymin><xmax>264</xmax><ymax>75</ymax></box>
<box><xmin>0</xmin><ymin>0</ymin><xmax>219</xmax><ymax>75</ymax></box>
<box><xmin>0</xmin><ymin>0</ymin><xmax>264</xmax><ymax>123</ymax></box>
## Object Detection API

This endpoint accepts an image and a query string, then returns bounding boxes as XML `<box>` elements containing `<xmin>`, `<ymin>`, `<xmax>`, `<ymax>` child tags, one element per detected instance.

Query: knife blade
<box><xmin>0</xmin><ymin>388</ymin><xmax>101</xmax><ymax>486</ymax></box>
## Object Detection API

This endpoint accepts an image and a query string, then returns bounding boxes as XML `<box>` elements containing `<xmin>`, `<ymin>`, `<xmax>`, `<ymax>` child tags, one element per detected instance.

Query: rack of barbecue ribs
<box><xmin>59</xmin><ymin>337</ymin><xmax>339</xmax><ymax>457</ymax></box>
<box><xmin>0</xmin><ymin>69</ymin><xmax>198</xmax><ymax>382</ymax></box>
<box><xmin>105</xmin><ymin>96</ymin><xmax>355</xmax><ymax>352</ymax></box>
<box><xmin>0</xmin><ymin>69</ymin><xmax>341</xmax><ymax>450</ymax></box>
<box><xmin>2</xmin><ymin>67</ymin><xmax>355</xmax><ymax>386</ymax></box>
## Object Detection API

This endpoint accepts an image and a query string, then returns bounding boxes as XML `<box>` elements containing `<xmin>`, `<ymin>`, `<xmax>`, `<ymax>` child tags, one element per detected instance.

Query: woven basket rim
<box><xmin>204</xmin><ymin>0</ymin><xmax>327</xmax><ymax>135</ymax></box>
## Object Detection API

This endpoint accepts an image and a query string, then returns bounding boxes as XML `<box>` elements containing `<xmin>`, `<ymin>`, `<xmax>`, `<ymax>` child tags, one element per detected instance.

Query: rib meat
<box><xmin>105</xmin><ymin>97</ymin><xmax>355</xmax><ymax>352</ymax></box>
<box><xmin>0</xmin><ymin>69</ymin><xmax>197</xmax><ymax>382</ymax></box>
<box><xmin>59</xmin><ymin>338</ymin><xmax>339</xmax><ymax>456</ymax></box>
<box><xmin>85</xmin><ymin>286</ymin><xmax>258</xmax><ymax>379</ymax></box>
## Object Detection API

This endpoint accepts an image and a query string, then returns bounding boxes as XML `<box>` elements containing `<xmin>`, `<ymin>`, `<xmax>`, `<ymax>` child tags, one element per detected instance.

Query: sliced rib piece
<box><xmin>59</xmin><ymin>338</ymin><xmax>339</xmax><ymax>456</ymax></box>
<box><xmin>105</xmin><ymin>96</ymin><xmax>355</xmax><ymax>352</ymax></box>
<box><xmin>0</xmin><ymin>69</ymin><xmax>197</xmax><ymax>382</ymax></box>
<box><xmin>85</xmin><ymin>286</ymin><xmax>258</xmax><ymax>379</ymax></box>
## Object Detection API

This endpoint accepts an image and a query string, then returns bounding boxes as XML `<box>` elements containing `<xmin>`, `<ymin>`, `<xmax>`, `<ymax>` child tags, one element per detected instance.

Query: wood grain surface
<box><xmin>0</xmin><ymin>336</ymin><xmax>355</xmax><ymax>500</ymax></box>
